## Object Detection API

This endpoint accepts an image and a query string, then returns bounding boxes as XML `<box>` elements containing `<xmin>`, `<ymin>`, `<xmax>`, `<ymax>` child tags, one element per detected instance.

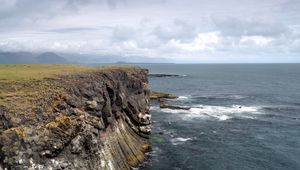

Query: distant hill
<box><xmin>0</xmin><ymin>52</ymin><xmax>36</xmax><ymax>64</ymax></box>
<box><xmin>0</xmin><ymin>51</ymin><xmax>171</xmax><ymax>64</ymax></box>
<box><xmin>36</xmin><ymin>52</ymin><xmax>68</xmax><ymax>64</ymax></box>
<box><xmin>0</xmin><ymin>52</ymin><xmax>69</xmax><ymax>64</ymax></box>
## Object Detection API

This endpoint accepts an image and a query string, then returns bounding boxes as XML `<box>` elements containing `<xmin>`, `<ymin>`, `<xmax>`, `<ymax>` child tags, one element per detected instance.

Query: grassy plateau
<box><xmin>0</xmin><ymin>64</ymin><xmax>136</xmax><ymax>109</ymax></box>
<box><xmin>0</xmin><ymin>64</ymin><xmax>100</xmax><ymax>82</ymax></box>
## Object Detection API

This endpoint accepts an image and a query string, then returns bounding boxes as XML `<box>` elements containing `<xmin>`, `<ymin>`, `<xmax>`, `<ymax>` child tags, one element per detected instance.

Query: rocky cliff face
<box><xmin>0</xmin><ymin>67</ymin><xmax>151</xmax><ymax>170</ymax></box>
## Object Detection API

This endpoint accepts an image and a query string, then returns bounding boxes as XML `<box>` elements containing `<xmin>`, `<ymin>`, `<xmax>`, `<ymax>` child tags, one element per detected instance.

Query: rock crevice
<box><xmin>0</xmin><ymin>67</ymin><xmax>150</xmax><ymax>170</ymax></box>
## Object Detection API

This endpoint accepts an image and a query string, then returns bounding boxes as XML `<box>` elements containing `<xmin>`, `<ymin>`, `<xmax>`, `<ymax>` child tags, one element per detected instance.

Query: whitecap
<box><xmin>192</xmin><ymin>105</ymin><xmax>260</xmax><ymax>114</ymax></box>
<box><xmin>170</xmin><ymin>137</ymin><xmax>192</xmax><ymax>145</ymax></box>
<box><xmin>178</xmin><ymin>96</ymin><xmax>189</xmax><ymax>100</ymax></box>
<box><xmin>157</xmin><ymin>104</ymin><xmax>262</xmax><ymax>121</ymax></box>
<box><xmin>159</xmin><ymin>108</ymin><xmax>192</xmax><ymax>114</ymax></box>
<box><xmin>150</xmin><ymin>106</ymin><xmax>160</xmax><ymax>111</ymax></box>
<box><xmin>219</xmin><ymin>115</ymin><xmax>230</xmax><ymax>121</ymax></box>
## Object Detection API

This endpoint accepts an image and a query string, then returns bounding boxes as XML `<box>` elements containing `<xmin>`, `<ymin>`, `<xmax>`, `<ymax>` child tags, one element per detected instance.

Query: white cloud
<box><xmin>240</xmin><ymin>36</ymin><xmax>273</xmax><ymax>46</ymax></box>
<box><xmin>0</xmin><ymin>0</ymin><xmax>300</xmax><ymax>62</ymax></box>
<box><xmin>171</xmin><ymin>32</ymin><xmax>220</xmax><ymax>51</ymax></box>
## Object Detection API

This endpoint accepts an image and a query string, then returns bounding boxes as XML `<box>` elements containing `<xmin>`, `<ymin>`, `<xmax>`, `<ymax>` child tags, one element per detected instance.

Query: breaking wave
<box><xmin>151</xmin><ymin>105</ymin><xmax>262</xmax><ymax>121</ymax></box>
<box><xmin>170</xmin><ymin>137</ymin><xmax>193</xmax><ymax>145</ymax></box>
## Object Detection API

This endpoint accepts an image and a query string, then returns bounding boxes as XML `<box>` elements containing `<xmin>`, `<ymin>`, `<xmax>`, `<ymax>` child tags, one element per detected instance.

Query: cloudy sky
<box><xmin>0</xmin><ymin>0</ymin><xmax>299</xmax><ymax>63</ymax></box>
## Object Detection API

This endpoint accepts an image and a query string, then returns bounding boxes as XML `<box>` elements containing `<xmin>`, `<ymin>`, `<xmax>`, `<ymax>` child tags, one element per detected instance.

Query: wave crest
<box><xmin>170</xmin><ymin>137</ymin><xmax>192</xmax><ymax>145</ymax></box>
<box><xmin>152</xmin><ymin>105</ymin><xmax>261</xmax><ymax>121</ymax></box>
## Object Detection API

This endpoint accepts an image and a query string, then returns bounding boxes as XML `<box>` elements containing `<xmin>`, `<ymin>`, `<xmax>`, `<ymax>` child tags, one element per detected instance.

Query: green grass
<box><xmin>0</xmin><ymin>64</ymin><xmax>99</xmax><ymax>82</ymax></box>
<box><xmin>0</xmin><ymin>64</ymin><xmax>141</xmax><ymax>82</ymax></box>
<box><xmin>0</xmin><ymin>64</ymin><xmax>141</xmax><ymax>109</ymax></box>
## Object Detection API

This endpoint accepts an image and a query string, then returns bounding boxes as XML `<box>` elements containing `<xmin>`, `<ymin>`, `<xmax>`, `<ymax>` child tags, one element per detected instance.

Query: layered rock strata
<box><xmin>0</xmin><ymin>67</ymin><xmax>151</xmax><ymax>170</ymax></box>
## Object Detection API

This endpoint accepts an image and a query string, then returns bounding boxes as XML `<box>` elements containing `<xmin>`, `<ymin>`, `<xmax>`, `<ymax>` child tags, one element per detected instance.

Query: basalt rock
<box><xmin>149</xmin><ymin>74</ymin><xmax>181</xmax><ymax>77</ymax></box>
<box><xmin>159</xmin><ymin>100</ymin><xmax>191</xmax><ymax>110</ymax></box>
<box><xmin>150</xmin><ymin>91</ymin><xmax>178</xmax><ymax>100</ymax></box>
<box><xmin>0</xmin><ymin>67</ymin><xmax>151</xmax><ymax>170</ymax></box>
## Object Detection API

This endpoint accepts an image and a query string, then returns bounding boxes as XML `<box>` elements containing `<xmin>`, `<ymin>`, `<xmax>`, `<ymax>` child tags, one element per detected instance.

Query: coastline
<box><xmin>0</xmin><ymin>65</ymin><xmax>151</xmax><ymax>169</ymax></box>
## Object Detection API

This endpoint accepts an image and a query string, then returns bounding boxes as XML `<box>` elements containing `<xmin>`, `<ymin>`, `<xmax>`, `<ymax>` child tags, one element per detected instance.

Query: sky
<box><xmin>0</xmin><ymin>0</ymin><xmax>299</xmax><ymax>63</ymax></box>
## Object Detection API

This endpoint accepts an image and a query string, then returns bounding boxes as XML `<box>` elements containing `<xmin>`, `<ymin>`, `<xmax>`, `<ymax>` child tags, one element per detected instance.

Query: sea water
<box><xmin>138</xmin><ymin>64</ymin><xmax>300</xmax><ymax>170</ymax></box>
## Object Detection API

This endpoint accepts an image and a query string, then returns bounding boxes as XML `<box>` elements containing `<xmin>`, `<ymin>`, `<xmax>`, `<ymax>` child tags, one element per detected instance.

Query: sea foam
<box><xmin>178</xmin><ymin>96</ymin><xmax>189</xmax><ymax>100</ymax></box>
<box><xmin>170</xmin><ymin>137</ymin><xmax>192</xmax><ymax>145</ymax></box>
<box><xmin>155</xmin><ymin>105</ymin><xmax>261</xmax><ymax>121</ymax></box>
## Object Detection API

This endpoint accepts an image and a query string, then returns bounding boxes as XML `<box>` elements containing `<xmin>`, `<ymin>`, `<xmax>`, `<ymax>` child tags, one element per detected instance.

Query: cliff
<box><xmin>0</xmin><ymin>65</ymin><xmax>151</xmax><ymax>170</ymax></box>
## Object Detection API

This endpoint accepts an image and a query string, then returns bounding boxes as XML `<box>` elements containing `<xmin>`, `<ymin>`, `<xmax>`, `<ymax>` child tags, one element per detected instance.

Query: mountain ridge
<box><xmin>0</xmin><ymin>52</ymin><xmax>70</xmax><ymax>64</ymax></box>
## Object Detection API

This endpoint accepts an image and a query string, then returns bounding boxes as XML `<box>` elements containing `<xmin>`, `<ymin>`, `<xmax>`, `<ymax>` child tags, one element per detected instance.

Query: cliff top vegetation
<box><xmin>0</xmin><ymin>64</ymin><xmax>143</xmax><ymax>82</ymax></box>
<box><xmin>0</xmin><ymin>64</ymin><xmax>143</xmax><ymax>109</ymax></box>
<box><xmin>0</xmin><ymin>64</ymin><xmax>99</xmax><ymax>82</ymax></box>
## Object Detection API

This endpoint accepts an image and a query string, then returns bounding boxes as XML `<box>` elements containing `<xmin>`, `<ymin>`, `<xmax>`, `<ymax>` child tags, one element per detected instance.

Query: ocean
<box><xmin>137</xmin><ymin>64</ymin><xmax>300</xmax><ymax>170</ymax></box>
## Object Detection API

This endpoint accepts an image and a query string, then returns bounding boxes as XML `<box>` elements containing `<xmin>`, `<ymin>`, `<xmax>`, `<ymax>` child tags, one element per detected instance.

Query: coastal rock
<box><xmin>149</xmin><ymin>74</ymin><xmax>182</xmax><ymax>77</ymax></box>
<box><xmin>150</xmin><ymin>91</ymin><xmax>178</xmax><ymax>100</ymax></box>
<box><xmin>159</xmin><ymin>100</ymin><xmax>191</xmax><ymax>110</ymax></box>
<box><xmin>86</xmin><ymin>100</ymin><xmax>98</xmax><ymax>110</ymax></box>
<box><xmin>0</xmin><ymin>67</ymin><xmax>151</xmax><ymax>170</ymax></box>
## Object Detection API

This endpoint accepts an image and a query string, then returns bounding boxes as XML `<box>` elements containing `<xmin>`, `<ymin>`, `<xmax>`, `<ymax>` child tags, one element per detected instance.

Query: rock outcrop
<box><xmin>149</xmin><ymin>74</ymin><xmax>182</xmax><ymax>77</ymax></box>
<box><xmin>150</xmin><ymin>91</ymin><xmax>178</xmax><ymax>100</ymax></box>
<box><xmin>0</xmin><ymin>67</ymin><xmax>151</xmax><ymax>170</ymax></box>
<box><xmin>159</xmin><ymin>100</ymin><xmax>191</xmax><ymax>110</ymax></box>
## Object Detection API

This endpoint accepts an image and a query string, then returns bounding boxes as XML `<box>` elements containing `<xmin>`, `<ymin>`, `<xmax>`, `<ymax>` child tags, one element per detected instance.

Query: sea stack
<box><xmin>0</xmin><ymin>66</ymin><xmax>151</xmax><ymax>169</ymax></box>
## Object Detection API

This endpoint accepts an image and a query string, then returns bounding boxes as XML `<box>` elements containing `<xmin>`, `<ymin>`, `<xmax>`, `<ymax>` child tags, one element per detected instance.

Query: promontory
<box><xmin>0</xmin><ymin>65</ymin><xmax>151</xmax><ymax>170</ymax></box>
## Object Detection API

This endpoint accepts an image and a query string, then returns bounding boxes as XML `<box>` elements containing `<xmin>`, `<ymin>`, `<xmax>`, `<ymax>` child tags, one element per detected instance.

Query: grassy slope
<box><xmin>0</xmin><ymin>64</ymin><xmax>136</xmax><ymax>109</ymax></box>
<box><xmin>0</xmin><ymin>64</ymin><xmax>99</xmax><ymax>82</ymax></box>
<box><xmin>0</xmin><ymin>64</ymin><xmax>94</xmax><ymax>109</ymax></box>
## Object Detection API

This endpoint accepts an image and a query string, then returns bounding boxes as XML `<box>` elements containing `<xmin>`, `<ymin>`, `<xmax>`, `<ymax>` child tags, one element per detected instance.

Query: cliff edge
<box><xmin>0</xmin><ymin>65</ymin><xmax>151</xmax><ymax>170</ymax></box>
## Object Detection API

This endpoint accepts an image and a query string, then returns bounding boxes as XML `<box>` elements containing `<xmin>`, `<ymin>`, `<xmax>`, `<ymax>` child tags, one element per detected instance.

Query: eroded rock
<box><xmin>86</xmin><ymin>100</ymin><xmax>98</xmax><ymax>110</ymax></box>
<box><xmin>159</xmin><ymin>99</ymin><xmax>191</xmax><ymax>110</ymax></box>
<box><xmin>150</xmin><ymin>91</ymin><xmax>178</xmax><ymax>100</ymax></box>
<box><xmin>0</xmin><ymin>67</ymin><xmax>150</xmax><ymax>170</ymax></box>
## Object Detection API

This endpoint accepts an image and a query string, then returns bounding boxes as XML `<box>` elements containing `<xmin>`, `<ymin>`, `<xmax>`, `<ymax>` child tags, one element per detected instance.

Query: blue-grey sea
<box><xmin>137</xmin><ymin>64</ymin><xmax>300</xmax><ymax>170</ymax></box>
